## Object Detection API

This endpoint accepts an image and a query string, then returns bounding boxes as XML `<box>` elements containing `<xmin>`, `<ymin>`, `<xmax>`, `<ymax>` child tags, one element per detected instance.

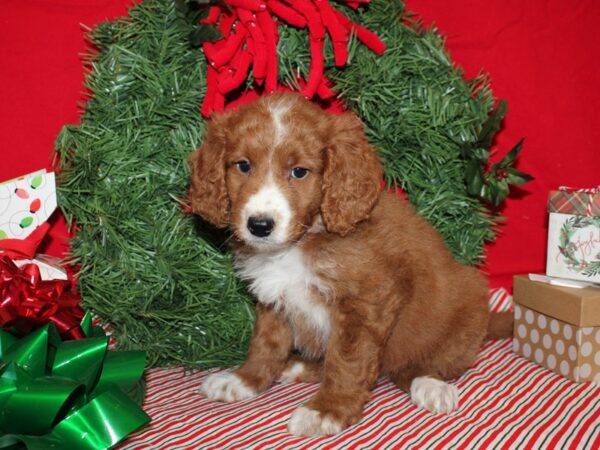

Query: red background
<box><xmin>1</xmin><ymin>0</ymin><xmax>599</xmax><ymax>290</ymax></box>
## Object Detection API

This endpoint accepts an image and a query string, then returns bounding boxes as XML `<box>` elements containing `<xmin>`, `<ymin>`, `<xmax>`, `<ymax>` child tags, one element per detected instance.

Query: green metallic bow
<box><xmin>0</xmin><ymin>312</ymin><xmax>150</xmax><ymax>450</ymax></box>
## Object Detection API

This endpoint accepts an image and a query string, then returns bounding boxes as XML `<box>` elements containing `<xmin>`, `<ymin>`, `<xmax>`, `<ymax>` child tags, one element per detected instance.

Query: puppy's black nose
<box><xmin>247</xmin><ymin>216</ymin><xmax>275</xmax><ymax>237</ymax></box>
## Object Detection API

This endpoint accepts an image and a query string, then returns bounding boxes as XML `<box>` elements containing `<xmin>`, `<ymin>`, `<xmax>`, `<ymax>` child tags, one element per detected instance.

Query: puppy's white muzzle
<box><xmin>241</xmin><ymin>184</ymin><xmax>292</xmax><ymax>247</ymax></box>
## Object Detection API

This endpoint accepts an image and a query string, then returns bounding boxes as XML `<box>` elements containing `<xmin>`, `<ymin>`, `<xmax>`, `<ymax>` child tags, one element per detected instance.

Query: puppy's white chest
<box><xmin>234</xmin><ymin>247</ymin><xmax>331</xmax><ymax>345</ymax></box>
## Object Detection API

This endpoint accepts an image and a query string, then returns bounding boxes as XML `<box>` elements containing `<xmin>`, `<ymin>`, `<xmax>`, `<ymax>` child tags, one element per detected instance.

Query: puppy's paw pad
<box><xmin>201</xmin><ymin>372</ymin><xmax>257</xmax><ymax>403</ymax></box>
<box><xmin>278</xmin><ymin>362</ymin><xmax>306</xmax><ymax>383</ymax></box>
<box><xmin>410</xmin><ymin>376</ymin><xmax>459</xmax><ymax>414</ymax></box>
<box><xmin>288</xmin><ymin>406</ymin><xmax>343</xmax><ymax>437</ymax></box>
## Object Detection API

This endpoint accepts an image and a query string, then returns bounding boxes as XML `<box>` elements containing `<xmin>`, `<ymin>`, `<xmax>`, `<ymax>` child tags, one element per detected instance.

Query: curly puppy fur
<box><xmin>190</xmin><ymin>93</ymin><xmax>509</xmax><ymax>437</ymax></box>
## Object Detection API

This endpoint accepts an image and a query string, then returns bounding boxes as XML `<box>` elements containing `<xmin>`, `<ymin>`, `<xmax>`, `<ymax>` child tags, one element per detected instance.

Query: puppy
<box><xmin>189</xmin><ymin>92</ymin><xmax>511</xmax><ymax>437</ymax></box>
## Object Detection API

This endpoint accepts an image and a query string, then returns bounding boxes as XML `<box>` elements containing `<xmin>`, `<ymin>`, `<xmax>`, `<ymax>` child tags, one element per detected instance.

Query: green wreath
<box><xmin>558</xmin><ymin>216</ymin><xmax>600</xmax><ymax>277</ymax></box>
<box><xmin>56</xmin><ymin>0</ymin><xmax>530</xmax><ymax>368</ymax></box>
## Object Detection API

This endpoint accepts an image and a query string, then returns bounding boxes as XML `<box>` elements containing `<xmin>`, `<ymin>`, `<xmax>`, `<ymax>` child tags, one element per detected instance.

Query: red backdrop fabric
<box><xmin>1</xmin><ymin>0</ymin><xmax>599</xmax><ymax>290</ymax></box>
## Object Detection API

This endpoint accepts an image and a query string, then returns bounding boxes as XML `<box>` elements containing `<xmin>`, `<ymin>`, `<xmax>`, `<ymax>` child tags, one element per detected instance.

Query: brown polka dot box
<box><xmin>513</xmin><ymin>275</ymin><xmax>600</xmax><ymax>384</ymax></box>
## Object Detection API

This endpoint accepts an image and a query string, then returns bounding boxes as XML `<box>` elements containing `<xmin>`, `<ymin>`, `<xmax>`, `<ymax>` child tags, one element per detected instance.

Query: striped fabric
<box><xmin>119</xmin><ymin>289</ymin><xmax>600</xmax><ymax>449</ymax></box>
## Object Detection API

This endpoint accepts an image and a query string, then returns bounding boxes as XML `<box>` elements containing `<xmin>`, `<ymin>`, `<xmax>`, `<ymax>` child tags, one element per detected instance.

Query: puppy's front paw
<box><xmin>201</xmin><ymin>372</ymin><xmax>257</xmax><ymax>402</ymax></box>
<box><xmin>288</xmin><ymin>406</ymin><xmax>344</xmax><ymax>437</ymax></box>
<box><xmin>410</xmin><ymin>376</ymin><xmax>459</xmax><ymax>414</ymax></box>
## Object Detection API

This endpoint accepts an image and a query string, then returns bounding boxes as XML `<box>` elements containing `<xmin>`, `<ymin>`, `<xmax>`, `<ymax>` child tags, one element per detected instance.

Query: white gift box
<box><xmin>0</xmin><ymin>169</ymin><xmax>65</xmax><ymax>280</ymax></box>
<box><xmin>546</xmin><ymin>188</ymin><xmax>600</xmax><ymax>284</ymax></box>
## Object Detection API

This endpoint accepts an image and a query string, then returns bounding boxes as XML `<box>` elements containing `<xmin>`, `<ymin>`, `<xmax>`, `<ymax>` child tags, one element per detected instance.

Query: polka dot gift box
<box><xmin>513</xmin><ymin>275</ymin><xmax>600</xmax><ymax>384</ymax></box>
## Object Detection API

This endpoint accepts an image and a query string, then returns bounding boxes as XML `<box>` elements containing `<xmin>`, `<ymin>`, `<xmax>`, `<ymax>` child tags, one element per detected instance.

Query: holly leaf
<box><xmin>477</xmin><ymin>100</ymin><xmax>507</xmax><ymax>150</ymax></box>
<box><xmin>465</xmin><ymin>160</ymin><xmax>485</xmax><ymax>197</ymax></box>
<box><xmin>487</xmin><ymin>177</ymin><xmax>510</xmax><ymax>208</ymax></box>
<box><xmin>506</xmin><ymin>167</ymin><xmax>534</xmax><ymax>186</ymax></box>
<box><xmin>479</xmin><ymin>184</ymin><xmax>489</xmax><ymax>203</ymax></box>
<box><xmin>496</xmin><ymin>138</ymin><xmax>525</xmax><ymax>169</ymax></box>
<box><xmin>472</xmin><ymin>147</ymin><xmax>490</xmax><ymax>162</ymax></box>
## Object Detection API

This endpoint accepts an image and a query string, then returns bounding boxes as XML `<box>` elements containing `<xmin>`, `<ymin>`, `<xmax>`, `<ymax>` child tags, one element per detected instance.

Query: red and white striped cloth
<box><xmin>119</xmin><ymin>289</ymin><xmax>600</xmax><ymax>449</ymax></box>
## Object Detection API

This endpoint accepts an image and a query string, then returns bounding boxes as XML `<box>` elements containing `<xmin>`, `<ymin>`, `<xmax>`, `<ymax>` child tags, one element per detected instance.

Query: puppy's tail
<box><xmin>485</xmin><ymin>311</ymin><xmax>514</xmax><ymax>341</ymax></box>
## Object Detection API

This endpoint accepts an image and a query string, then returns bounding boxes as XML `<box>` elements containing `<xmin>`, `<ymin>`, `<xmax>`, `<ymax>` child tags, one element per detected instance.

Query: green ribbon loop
<box><xmin>53</xmin><ymin>337</ymin><xmax>108</xmax><ymax>394</ymax></box>
<box><xmin>95</xmin><ymin>351</ymin><xmax>146</xmax><ymax>396</ymax></box>
<box><xmin>0</xmin><ymin>320</ymin><xmax>149</xmax><ymax>450</ymax></box>
<box><xmin>2</xmin><ymin>377</ymin><xmax>83</xmax><ymax>434</ymax></box>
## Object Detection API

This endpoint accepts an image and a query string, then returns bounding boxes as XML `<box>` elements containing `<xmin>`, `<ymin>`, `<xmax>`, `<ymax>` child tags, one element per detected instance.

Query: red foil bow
<box><xmin>0</xmin><ymin>256</ymin><xmax>85</xmax><ymax>339</ymax></box>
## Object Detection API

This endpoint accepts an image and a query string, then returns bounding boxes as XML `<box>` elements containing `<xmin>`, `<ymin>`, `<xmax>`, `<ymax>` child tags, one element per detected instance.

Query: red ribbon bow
<box><xmin>0</xmin><ymin>256</ymin><xmax>85</xmax><ymax>339</ymax></box>
<box><xmin>200</xmin><ymin>0</ymin><xmax>386</xmax><ymax>117</ymax></box>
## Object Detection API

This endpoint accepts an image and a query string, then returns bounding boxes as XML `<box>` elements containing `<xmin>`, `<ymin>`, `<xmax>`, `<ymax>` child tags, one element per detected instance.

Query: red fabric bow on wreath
<box><xmin>200</xmin><ymin>0</ymin><xmax>386</xmax><ymax>117</ymax></box>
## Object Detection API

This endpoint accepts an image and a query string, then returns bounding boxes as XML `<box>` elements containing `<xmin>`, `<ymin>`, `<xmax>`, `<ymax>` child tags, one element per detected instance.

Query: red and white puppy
<box><xmin>189</xmin><ymin>93</ymin><xmax>510</xmax><ymax>437</ymax></box>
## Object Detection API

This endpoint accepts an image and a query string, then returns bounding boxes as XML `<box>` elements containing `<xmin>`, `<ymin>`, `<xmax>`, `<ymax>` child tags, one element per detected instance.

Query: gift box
<box><xmin>0</xmin><ymin>169</ymin><xmax>58</xmax><ymax>262</ymax></box>
<box><xmin>546</xmin><ymin>186</ymin><xmax>600</xmax><ymax>283</ymax></box>
<box><xmin>513</xmin><ymin>275</ymin><xmax>600</xmax><ymax>383</ymax></box>
<box><xmin>0</xmin><ymin>169</ymin><xmax>69</xmax><ymax>278</ymax></box>
<box><xmin>0</xmin><ymin>169</ymin><xmax>56</xmax><ymax>239</ymax></box>
<box><xmin>0</xmin><ymin>170</ymin><xmax>83</xmax><ymax>338</ymax></box>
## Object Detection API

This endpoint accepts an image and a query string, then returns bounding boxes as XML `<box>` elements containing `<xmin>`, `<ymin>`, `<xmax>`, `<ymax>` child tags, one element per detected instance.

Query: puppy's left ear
<box><xmin>321</xmin><ymin>112</ymin><xmax>383</xmax><ymax>236</ymax></box>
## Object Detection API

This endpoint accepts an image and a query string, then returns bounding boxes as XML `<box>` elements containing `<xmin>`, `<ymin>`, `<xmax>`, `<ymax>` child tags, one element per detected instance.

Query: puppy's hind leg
<box><xmin>390</xmin><ymin>368</ymin><xmax>459</xmax><ymax>415</ymax></box>
<box><xmin>278</xmin><ymin>355</ymin><xmax>322</xmax><ymax>384</ymax></box>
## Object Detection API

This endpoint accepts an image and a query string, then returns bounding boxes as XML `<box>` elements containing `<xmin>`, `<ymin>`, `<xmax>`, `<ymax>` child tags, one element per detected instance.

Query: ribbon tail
<box><xmin>0</xmin><ymin>223</ymin><xmax>51</xmax><ymax>260</ymax></box>
<box><xmin>0</xmin><ymin>434</ymin><xmax>62</xmax><ymax>450</ymax></box>
<box><xmin>49</xmin><ymin>388</ymin><xmax>150</xmax><ymax>450</ymax></box>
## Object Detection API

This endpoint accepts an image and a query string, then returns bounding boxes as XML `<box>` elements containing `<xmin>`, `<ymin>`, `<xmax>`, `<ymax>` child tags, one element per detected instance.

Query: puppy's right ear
<box><xmin>188</xmin><ymin>115</ymin><xmax>230</xmax><ymax>228</ymax></box>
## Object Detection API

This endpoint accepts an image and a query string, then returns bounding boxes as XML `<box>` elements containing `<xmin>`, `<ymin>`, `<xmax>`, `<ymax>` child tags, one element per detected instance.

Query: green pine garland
<box><xmin>57</xmin><ymin>0</ymin><xmax>522</xmax><ymax>368</ymax></box>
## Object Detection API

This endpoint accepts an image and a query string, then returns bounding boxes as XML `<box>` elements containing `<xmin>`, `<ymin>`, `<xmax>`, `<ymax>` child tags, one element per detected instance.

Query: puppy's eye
<box><xmin>235</xmin><ymin>160</ymin><xmax>251</xmax><ymax>174</ymax></box>
<box><xmin>291</xmin><ymin>167</ymin><xmax>309</xmax><ymax>179</ymax></box>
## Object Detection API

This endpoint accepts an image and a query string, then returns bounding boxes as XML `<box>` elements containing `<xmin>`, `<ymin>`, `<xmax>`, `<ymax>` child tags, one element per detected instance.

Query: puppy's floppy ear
<box><xmin>188</xmin><ymin>114</ymin><xmax>230</xmax><ymax>228</ymax></box>
<box><xmin>321</xmin><ymin>112</ymin><xmax>383</xmax><ymax>236</ymax></box>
